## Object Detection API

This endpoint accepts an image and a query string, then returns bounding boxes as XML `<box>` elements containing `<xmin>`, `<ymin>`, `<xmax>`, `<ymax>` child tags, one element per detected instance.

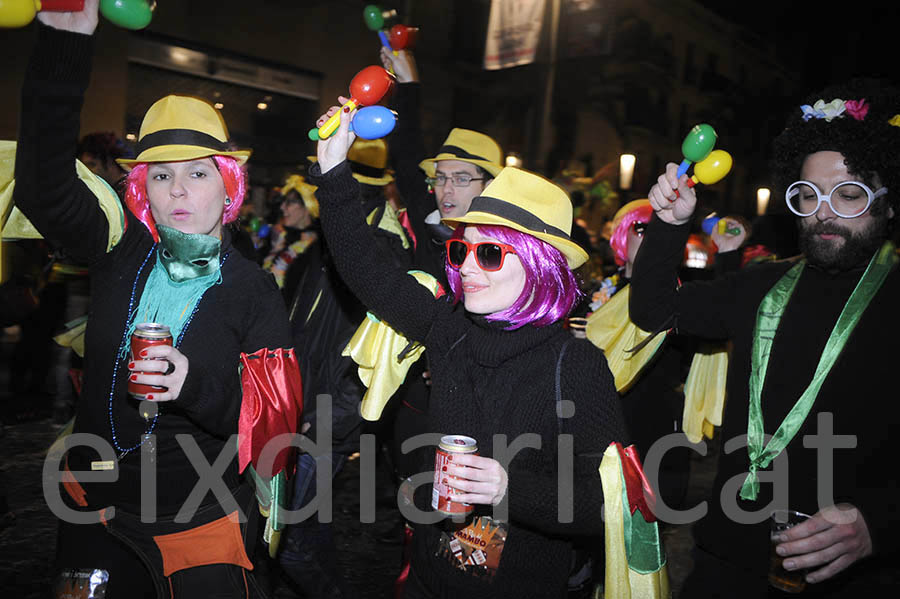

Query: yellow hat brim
<box><xmin>443</xmin><ymin>211</ymin><xmax>589</xmax><ymax>269</ymax></box>
<box><xmin>306</xmin><ymin>155</ymin><xmax>394</xmax><ymax>186</ymax></box>
<box><xmin>117</xmin><ymin>145</ymin><xmax>251</xmax><ymax>170</ymax></box>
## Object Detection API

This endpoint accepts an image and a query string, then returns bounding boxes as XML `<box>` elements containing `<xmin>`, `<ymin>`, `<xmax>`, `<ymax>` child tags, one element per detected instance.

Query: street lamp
<box><xmin>757</xmin><ymin>187</ymin><xmax>771</xmax><ymax>216</ymax></box>
<box><xmin>619</xmin><ymin>154</ymin><xmax>636</xmax><ymax>190</ymax></box>
<box><xmin>505</xmin><ymin>153</ymin><xmax>523</xmax><ymax>168</ymax></box>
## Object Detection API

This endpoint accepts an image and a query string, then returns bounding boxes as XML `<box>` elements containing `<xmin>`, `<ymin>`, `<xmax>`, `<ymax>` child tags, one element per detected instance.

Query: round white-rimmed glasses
<box><xmin>785</xmin><ymin>180</ymin><xmax>888</xmax><ymax>218</ymax></box>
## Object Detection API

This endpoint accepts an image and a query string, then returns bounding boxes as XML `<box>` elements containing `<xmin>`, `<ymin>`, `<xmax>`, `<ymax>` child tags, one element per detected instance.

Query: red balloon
<box><xmin>349</xmin><ymin>66</ymin><xmax>394</xmax><ymax>106</ymax></box>
<box><xmin>389</xmin><ymin>24</ymin><xmax>419</xmax><ymax>50</ymax></box>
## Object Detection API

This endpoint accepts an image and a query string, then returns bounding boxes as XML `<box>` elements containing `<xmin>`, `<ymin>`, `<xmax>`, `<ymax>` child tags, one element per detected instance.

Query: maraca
<box><xmin>677</xmin><ymin>123</ymin><xmax>717</xmax><ymax>178</ymax></box>
<box><xmin>100</xmin><ymin>0</ymin><xmax>156</xmax><ymax>30</ymax></box>
<box><xmin>673</xmin><ymin>149</ymin><xmax>733</xmax><ymax>198</ymax></box>
<box><xmin>308</xmin><ymin>65</ymin><xmax>394</xmax><ymax>141</ymax></box>
<box><xmin>702</xmin><ymin>214</ymin><xmax>741</xmax><ymax>236</ymax></box>
<box><xmin>350</xmin><ymin>105</ymin><xmax>397</xmax><ymax>140</ymax></box>
<box><xmin>1</xmin><ymin>0</ymin><xmax>85</xmax><ymax>28</ymax></box>
<box><xmin>363</xmin><ymin>4</ymin><xmax>397</xmax><ymax>51</ymax></box>
<box><xmin>388</xmin><ymin>23</ymin><xmax>419</xmax><ymax>51</ymax></box>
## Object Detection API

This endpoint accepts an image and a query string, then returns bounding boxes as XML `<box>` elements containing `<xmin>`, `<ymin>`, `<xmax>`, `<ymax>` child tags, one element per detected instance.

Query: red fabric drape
<box><xmin>238</xmin><ymin>348</ymin><xmax>303</xmax><ymax>478</ymax></box>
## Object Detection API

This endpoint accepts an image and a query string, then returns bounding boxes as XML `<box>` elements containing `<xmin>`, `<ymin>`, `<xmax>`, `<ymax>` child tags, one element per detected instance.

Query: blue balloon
<box><xmin>350</xmin><ymin>106</ymin><xmax>397</xmax><ymax>139</ymax></box>
<box><xmin>701</xmin><ymin>215</ymin><xmax>720</xmax><ymax>235</ymax></box>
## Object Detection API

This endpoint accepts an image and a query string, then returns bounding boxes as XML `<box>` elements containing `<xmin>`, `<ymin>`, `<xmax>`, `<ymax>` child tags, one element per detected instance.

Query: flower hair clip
<box><xmin>800</xmin><ymin>99</ymin><xmax>846</xmax><ymax>122</ymax></box>
<box><xmin>844</xmin><ymin>99</ymin><xmax>869</xmax><ymax>121</ymax></box>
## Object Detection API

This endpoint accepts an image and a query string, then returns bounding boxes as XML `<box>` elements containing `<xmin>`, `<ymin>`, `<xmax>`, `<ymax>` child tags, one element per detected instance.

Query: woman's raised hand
<box><xmin>648</xmin><ymin>162</ymin><xmax>697</xmax><ymax>226</ymax></box>
<box><xmin>316</xmin><ymin>96</ymin><xmax>357</xmax><ymax>174</ymax></box>
<box><xmin>444</xmin><ymin>454</ymin><xmax>509</xmax><ymax>506</ymax></box>
<box><xmin>37</xmin><ymin>0</ymin><xmax>100</xmax><ymax>35</ymax></box>
<box><xmin>380</xmin><ymin>46</ymin><xmax>418</xmax><ymax>83</ymax></box>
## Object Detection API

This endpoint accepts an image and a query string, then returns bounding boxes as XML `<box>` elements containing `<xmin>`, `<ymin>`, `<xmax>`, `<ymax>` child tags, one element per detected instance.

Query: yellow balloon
<box><xmin>693</xmin><ymin>150</ymin><xmax>733</xmax><ymax>185</ymax></box>
<box><xmin>0</xmin><ymin>0</ymin><xmax>38</xmax><ymax>28</ymax></box>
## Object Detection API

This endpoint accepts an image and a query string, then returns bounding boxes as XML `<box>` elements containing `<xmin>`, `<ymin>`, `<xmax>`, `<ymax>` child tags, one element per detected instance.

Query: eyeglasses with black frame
<box><xmin>445</xmin><ymin>239</ymin><xmax>518</xmax><ymax>272</ymax></box>
<box><xmin>785</xmin><ymin>180</ymin><xmax>888</xmax><ymax>218</ymax></box>
<box><xmin>426</xmin><ymin>174</ymin><xmax>485</xmax><ymax>188</ymax></box>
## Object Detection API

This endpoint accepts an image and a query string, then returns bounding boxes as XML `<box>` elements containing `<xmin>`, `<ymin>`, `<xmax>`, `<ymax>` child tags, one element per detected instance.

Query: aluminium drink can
<box><xmin>128</xmin><ymin>322</ymin><xmax>172</xmax><ymax>400</ymax></box>
<box><xmin>433</xmin><ymin>435</ymin><xmax>478</xmax><ymax>516</ymax></box>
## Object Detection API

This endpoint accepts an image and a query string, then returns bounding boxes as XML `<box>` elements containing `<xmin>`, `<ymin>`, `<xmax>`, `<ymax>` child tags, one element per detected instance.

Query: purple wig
<box><xmin>609</xmin><ymin>203</ymin><xmax>653</xmax><ymax>266</ymax></box>
<box><xmin>445</xmin><ymin>224</ymin><xmax>582</xmax><ymax>329</ymax></box>
<box><xmin>123</xmin><ymin>155</ymin><xmax>247</xmax><ymax>242</ymax></box>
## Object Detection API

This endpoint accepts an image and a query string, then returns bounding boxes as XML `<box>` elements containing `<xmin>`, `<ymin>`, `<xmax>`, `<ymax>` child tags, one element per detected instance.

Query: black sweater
<box><xmin>387</xmin><ymin>82</ymin><xmax>448</xmax><ymax>286</ymax></box>
<box><xmin>310</xmin><ymin>161</ymin><xmax>627</xmax><ymax>598</ymax></box>
<box><xmin>631</xmin><ymin>216</ymin><xmax>900</xmax><ymax>593</ymax></box>
<box><xmin>15</xmin><ymin>24</ymin><xmax>292</xmax><ymax>514</ymax></box>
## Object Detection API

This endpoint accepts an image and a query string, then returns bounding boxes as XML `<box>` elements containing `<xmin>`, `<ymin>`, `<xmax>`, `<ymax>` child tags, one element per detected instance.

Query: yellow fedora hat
<box><xmin>443</xmin><ymin>168</ymin><xmax>589</xmax><ymax>269</ymax></box>
<box><xmin>307</xmin><ymin>138</ymin><xmax>394</xmax><ymax>186</ymax></box>
<box><xmin>279</xmin><ymin>174</ymin><xmax>319</xmax><ymax>219</ymax></box>
<box><xmin>419</xmin><ymin>128</ymin><xmax>504</xmax><ymax>178</ymax></box>
<box><xmin>117</xmin><ymin>95</ymin><xmax>251</xmax><ymax>169</ymax></box>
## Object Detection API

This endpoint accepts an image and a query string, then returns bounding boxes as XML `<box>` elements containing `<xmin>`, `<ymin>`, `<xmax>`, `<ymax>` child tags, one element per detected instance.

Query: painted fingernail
<box><xmin>447</xmin><ymin>455</ymin><xmax>453</xmax><ymax>461</ymax></box>
<box><xmin>442</xmin><ymin>478</ymin><xmax>448</xmax><ymax>484</ymax></box>
<box><xmin>128</xmin><ymin>362</ymin><xmax>135</xmax><ymax>369</ymax></box>
<box><xmin>343</xmin><ymin>106</ymin><xmax>350</xmax><ymax>113</ymax></box>
<box><xmin>130</xmin><ymin>374</ymin><xmax>138</xmax><ymax>382</ymax></box>
<box><xmin>146</xmin><ymin>394</ymin><xmax>154</xmax><ymax>400</ymax></box>
<box><xmin>442</xmin><ymin>466</ymin><xmax>447</xmax><ymax>471</ymax></box>
<box><xmin>139</xmin><ymin>349</ymin><xmax>148</xmax><ymax>357</ymax></box>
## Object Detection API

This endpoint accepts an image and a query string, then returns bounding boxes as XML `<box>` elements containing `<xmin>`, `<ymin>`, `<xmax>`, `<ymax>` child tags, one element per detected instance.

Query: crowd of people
<box><xmin>1</xmin><ymin>2</ymin><xmax>898</xmax><ymax>598</ymax></box>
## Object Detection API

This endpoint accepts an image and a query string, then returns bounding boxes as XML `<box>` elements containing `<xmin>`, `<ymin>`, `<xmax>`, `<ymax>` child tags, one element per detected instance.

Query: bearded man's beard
<box><xmin>799</xmin><ymin>215</ymin><xmax>890</xmax><ymax>272</ymax></box>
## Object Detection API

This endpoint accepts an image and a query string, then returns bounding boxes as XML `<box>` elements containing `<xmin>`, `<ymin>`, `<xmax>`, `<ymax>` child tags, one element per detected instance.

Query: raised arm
<box><xmin>309</xmin><ymin>105</ymin><xmax>448</xmax><ymax>344</ymax></box>
<box><xmin>15</xmin><ymin>4</ymin><xmax>119</xmax><ymax>264</ymax></box>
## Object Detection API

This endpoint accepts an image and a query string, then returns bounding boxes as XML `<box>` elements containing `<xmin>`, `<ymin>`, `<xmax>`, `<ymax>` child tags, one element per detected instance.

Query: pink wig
<box><xmin>609</xmin><ymin>203</ymin><xmax>653</xmax><ymax>266</ymax></box>
<box><xmin>445</xmin><ymin>225</ymin><xmax>582</xmax><ymax>329</ymax></box>
<box><xmin>123</xmin><ymin>156</ymin><xmax>248</xmax><ymax>242</ymax></box>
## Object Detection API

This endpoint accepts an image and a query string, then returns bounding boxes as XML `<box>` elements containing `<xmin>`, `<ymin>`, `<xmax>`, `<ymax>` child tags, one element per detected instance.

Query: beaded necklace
<box><xmin>108</xmin><ymin>243</ymin><xmax>230</xmax><ymax>460</ymax></box>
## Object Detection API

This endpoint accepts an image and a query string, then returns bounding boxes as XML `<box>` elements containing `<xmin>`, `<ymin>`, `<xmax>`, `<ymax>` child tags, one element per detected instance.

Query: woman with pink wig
<box><xmin>309</xmin><ymin>104</ymin><xmax>627</xmax><ymax>598</ymax></box>
<box><xmin>13</xmin><ymin>3</ymin><xmax>299</xmax><ymax>597</ymax></box>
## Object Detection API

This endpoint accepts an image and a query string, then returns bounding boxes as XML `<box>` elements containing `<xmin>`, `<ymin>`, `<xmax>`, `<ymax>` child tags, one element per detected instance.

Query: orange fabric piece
<box><xmin>152</xmin><ymin>512</ymin><xmax>253</xmax><ymax>577</ymax></box>
<box><xmin>62</xmin><ymin>462</ymin><xmax>87</xmax><ymax>507</ymax></box>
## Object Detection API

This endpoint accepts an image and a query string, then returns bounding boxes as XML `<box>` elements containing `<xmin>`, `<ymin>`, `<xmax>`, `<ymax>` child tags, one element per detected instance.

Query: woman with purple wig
<box><xmin>13</xmin><ymin>3</ymin><xmax>300</xmax><ymax>597</ymax></box>
<box><xmin>309</xmin><ymin>104</ymin><xmax>627</xmax><ymax>598</ymax></box>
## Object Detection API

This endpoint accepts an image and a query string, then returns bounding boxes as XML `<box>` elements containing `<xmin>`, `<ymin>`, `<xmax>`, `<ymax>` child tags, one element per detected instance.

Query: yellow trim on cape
<box><xmin>343</xmin><ymin>271</ymin><xmax>441</xmax><ymax>421</ymax></box>
<box><xmin>585</xmin><ymin>285</ymin><xmax>665</xmax><ymax>392</ymax></box>
<box><xmin>682</xmin><ymin>344</ymin><xmax>728</xmax><ymax>443</ymax></box>
<box><xmin>1</xmin><ymin>140</ymin><xmax>125</xmax><ymax>280</ymax></box>
<box><xmin>599</xmin><ymin>445</ymin><xmax>671</xmax><ymax>599</ymax></box>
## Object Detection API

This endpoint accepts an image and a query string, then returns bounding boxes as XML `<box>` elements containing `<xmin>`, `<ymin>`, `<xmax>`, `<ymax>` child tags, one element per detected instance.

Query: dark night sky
<box><xmin>698</xmin><ymin>1</ymin><xmax>895</xmax><ymax>94</ymax></box>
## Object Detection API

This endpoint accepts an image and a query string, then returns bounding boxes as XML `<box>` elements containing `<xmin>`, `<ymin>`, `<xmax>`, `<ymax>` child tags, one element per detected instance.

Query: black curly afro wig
<box><xmin>772</xmin><ymin>78</ymin><xmax>900</xmax><ymax>222</ymax></box>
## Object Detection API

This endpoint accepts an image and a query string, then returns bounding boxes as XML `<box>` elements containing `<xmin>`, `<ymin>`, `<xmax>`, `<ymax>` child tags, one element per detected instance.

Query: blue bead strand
<box><xmin>108</xmin><ymin>248</ymin><xmax>230</xmax><ymax>459</ymax></box>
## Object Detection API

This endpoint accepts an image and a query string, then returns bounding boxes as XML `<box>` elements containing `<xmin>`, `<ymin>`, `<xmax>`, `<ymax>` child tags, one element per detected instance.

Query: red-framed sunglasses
<box><xmin>445</xmin><ymin>239</ymin><xmax>518</xmax><ymax>272</ymax></box>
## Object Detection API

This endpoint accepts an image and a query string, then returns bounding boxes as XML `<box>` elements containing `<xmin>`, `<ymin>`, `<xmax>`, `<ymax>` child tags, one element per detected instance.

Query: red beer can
<box><xmin>129</xmin><ymin>323</ymin><xmax>172</xmax><ymax>400</ymax></box>
<box><xmin>433</xmin><ymin>435</ymin><xmax>478</xmax><ymax>516</ymax></box>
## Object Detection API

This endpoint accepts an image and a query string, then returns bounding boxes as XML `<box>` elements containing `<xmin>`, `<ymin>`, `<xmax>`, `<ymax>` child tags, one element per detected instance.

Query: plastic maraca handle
<box><xmin>377</xmin><ymin>30</ymin><xmax>391</xmax><ymax>50</ymax></box>
<box><xmin>311</xmin><ymin>100</ymin><xmax>359</xmax><ymax>141</ymax></box>
<box><xmin>676</xmin><ymin>159</ymin><xmax>691</xmax><ymax>179</ymax></box>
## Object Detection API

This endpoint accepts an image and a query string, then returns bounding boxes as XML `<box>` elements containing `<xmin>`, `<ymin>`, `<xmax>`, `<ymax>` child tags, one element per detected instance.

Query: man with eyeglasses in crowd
<box><xmin>631</xmin><ymin>79</ymin><xmax>900</xmax><ymax>597</ymax></box>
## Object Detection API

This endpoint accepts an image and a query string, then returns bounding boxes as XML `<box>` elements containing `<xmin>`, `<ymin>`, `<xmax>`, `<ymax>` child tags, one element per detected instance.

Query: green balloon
<box><xmin>100</xmin><ymin>0</ymin><xmax>155</xmax><ymax>31</ymax></box>
<box><xmin>681</xmin><ymin>123</ymin><xmax>717</xmax><ymax>163</ymax></box>
<box><xmin>249</xmin><ymin>216</ymin><xmax>261</xmax><ymax>233</ymax></box>
<box><xmin>363</xmin><ymin>4</ymin><xmax>384</xmax><ymax>30</ymax></box>
<box><xmin>308</xmin><ymin>128</ymin><xmax>320</xmax><ymax>141</ymax></box>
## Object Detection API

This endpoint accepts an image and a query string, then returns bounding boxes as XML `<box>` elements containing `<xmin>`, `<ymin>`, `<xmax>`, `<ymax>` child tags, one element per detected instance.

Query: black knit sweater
<box><xmin>631</xmin><ymin>216</ymin><xmax>900</xmax><ymax>594</ymax></box>
<box><xmin>310</xmin><ymin>161</ymin><xmax>627</xmax><ymax>598</ymax></box>
<box><xmin>15</xmin><ymin>23</ymin><xmax>292</xmax><ymax>514</ymax></box>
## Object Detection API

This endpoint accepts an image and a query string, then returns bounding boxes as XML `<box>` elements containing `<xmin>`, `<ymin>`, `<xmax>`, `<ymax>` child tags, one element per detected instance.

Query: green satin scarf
<box><xmin>740</xmin><ymin>241</ymin><xmax>897</xmax><ymax>500</ymax></box>
<box><xmin>122</xmin><ymin>225</ymin><xmax>223</xmax><ymax>352</ymax></box>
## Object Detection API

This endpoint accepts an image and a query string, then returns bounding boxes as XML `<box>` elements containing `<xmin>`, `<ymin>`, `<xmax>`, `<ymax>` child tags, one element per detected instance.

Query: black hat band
<box><xmin>349</xmin><ymin>160</ymin><xmax>387</xmax><ymax>179</ymax></box>
<box><xmin>137</xmin><ymin>129</ymin><xmax>230</xmax><ymax>155</ymax></box>
<box><xmin>437</xmin><ymin>145</ymin><xmax>490</xmax><ymax>163</ymax></box>
<box><xmin>468</xmin><ymin>196</ymin><xmax>570</xmax><ymax>240</ymax></box>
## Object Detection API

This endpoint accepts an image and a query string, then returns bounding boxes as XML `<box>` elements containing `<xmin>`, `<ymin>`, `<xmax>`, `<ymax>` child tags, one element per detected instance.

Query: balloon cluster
<box><xmin>308</xmin><ymin>66</ymin><xmax>397</xmax><ymax>141</ymax></box>
<box><xmin>674</xmin><ymin>124</ymin><xmax>733</xmax><ymax>197</ymax></box>
<box><xmin>0</xmin><ymin>0</ymin><xmax>156</xmax><ymax>29</ymax></box>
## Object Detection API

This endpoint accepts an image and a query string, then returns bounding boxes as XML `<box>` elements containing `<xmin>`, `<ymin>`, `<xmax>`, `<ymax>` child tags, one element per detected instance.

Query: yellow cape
<box><xmin>599</xmin><ymin>444</ymin><xmax>671</xmax><ymax>598</ymax></box>
<box><xmin>682</xmin><ymin>344</ymin><xmax>728</xmax><ymax>443</ymax></box>
<box><xmin>585</xmin><ymin>285</ymin><xmax>665</xmax><ymax>392</ymax></box>
<box><xmin>1</xmin><ymin>140</ymin><xmax>125</xmax><ymax>282</ymax></box>
<box><xmin>343</xmin><ymin>271</ymin><xmax>442</xmax><ymax>420</ymax></box>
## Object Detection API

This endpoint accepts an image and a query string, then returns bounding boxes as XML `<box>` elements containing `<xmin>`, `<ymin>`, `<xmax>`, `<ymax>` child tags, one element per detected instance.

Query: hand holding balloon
<box><xmin>350</xmin><ymin>105</ymin><xmax>397</xmax><ymax>140</ymax></box>
<box><xmin>673</xmin><ymin>149</ymin><xmax>733</xmax><ymax>198</ymax></box>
